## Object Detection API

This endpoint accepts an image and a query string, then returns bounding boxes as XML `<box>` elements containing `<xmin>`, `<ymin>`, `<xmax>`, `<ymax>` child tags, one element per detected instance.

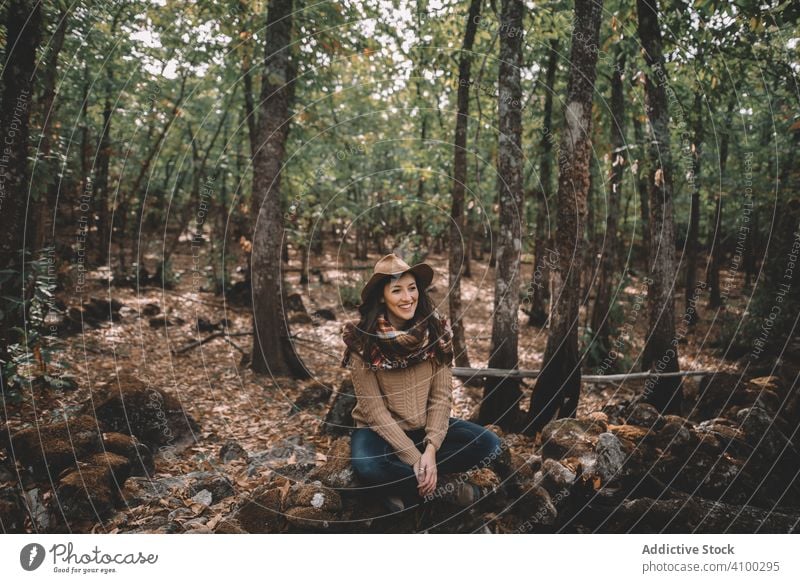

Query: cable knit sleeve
<box><xmin>348</xmin><ymin>354</ymin><xmax>423</xmax><ymax>467</ymax></box>
<box><xmin>424</xmin><ymin>360</ymin><xmax>453</xmax><ymax>451</ymax></box>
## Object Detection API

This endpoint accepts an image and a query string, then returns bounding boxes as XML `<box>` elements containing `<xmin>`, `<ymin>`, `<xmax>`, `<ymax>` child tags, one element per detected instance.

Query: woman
<box><xmin>341</xmin><ymin>253</ymin><xmax>503</xmax><ymax>514</ymax></box>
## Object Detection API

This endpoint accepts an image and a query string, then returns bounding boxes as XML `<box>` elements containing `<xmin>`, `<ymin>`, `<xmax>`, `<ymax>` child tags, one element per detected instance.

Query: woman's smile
<box><xmin>383</xmin><ymin>272</ymin><xmax>419</xmax><ymax>328</ymax></box>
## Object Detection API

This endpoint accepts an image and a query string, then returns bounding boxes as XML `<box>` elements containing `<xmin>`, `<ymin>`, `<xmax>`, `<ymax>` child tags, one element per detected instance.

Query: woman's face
<box><xmin>382</xmin><ymin>272</ymin><xmax>419</xmax><ymax>326</ymax></box>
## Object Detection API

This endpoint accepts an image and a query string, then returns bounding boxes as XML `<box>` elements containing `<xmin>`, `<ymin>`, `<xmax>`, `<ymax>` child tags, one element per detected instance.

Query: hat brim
<box><xmin>360</xmin><ymin>263</ymin><xmax>435</xmax><ymax>303</ymax></box>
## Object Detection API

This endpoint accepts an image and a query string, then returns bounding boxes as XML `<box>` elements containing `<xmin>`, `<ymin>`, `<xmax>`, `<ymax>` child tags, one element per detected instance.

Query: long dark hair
<box><xmin>350</xmin><ymin>273</ymin><xmax>451</xmax><ymax>366</ymax></box>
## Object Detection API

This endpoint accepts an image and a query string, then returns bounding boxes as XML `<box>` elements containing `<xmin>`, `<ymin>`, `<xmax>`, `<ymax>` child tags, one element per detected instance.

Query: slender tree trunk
<box><xmin>463</xmin><ymin>212</ymin><xmax>473</xmax><ymax>278</ymax></box>
<box><xmin>241</xmin><ymin>54</ymin><xmax>257</xmax><ymax>160</ymax></box>
<box><xmin>356</xmin><ymin>225</ymin><xmax>368</xmax><ymax>260</ymax></box>
<box><xmin>93</xmin><ymin>66</ymin><xmax>114</xmax><ymax>265</ymax></box>
<box><xmin>299</xmin><ymin>237</ymin><xmax>309</xmax><ymax>285</ymax></box>
<box><xmin>479</xmin><ymin>0</ymin><xmax>525</xmax><ymax>430</ymax></box>
<box><xmin>582</xmin><ymin>147</ymin><xmax>600</xmax><ymax>313</ymax></box>
<box><xmin>34</xmin><ymin>7</ymin><xmax>69</xmax><ymax>253</ymax></box>
<box><xmin>528</xmin><ymin>188</ymin><xmax>551</xmax><ymax>327</ymax></box>
<box><xmin>250</xmin><ymin>0</ymin><xmax>308</xmax><ymax>378</ymax></box>
<box><xmin>590</xmin><ymin>49</ymin><xmax>626</xmax><ymax>363</ymax></box>
<box><xmin>684</xmin><ymin>90</ymin><xmax>703</xmax><ymax>325</ymax></box>
<box><xmin>91</xmin><ymin>7</ymin><xmax>124</xmax><ymax>266</ymax></box>
<box><xmin>116</xmin><ymin>75</ymin><xmax>187</xmax><ymax>279</ymax></box>
<box><xmin>745</xmin><ymin>206</ymin><xmax>758</xmax><ymax>287</ymax></box>
<box><xmin>0</xmin><ymin>0</ymin><xmax>41</xmax><ymax>362</ymax></box>
<box><xmin>706</xmin><ymin>98</ymin><xmax>734</xmax><ymax>308</ymax></box>
<box><xmin>637</xmin><ymin>0</ymin><xmax>682</xmax><ymax>414</ymax></box>
<box><xmin>583</xmin><ymin>150</ymin><xmax>597</xmax><ymax>309</ymax></box>
<box><xmin>449</xmin><ymin>0</ymin><xmax>482</xmax><ymax>369</ymax></box>
<box><xmin>526</xmin><ymin>0</ymin><xmax>604</xmax><ymax>436</ymax></box>
<box><xmin>632</xmin><ymin>113</ymin><xmax>650</xmax><ymax>269</ymax></box>
<box><xmin>77</xmin><ymin>68</ymin><xmax>92</xmax><ymax>227</ymax></box>
<box><xmin>528</xmin><ymin>39</ymin><xmax>559</xmax><ymax>328</ymax></box>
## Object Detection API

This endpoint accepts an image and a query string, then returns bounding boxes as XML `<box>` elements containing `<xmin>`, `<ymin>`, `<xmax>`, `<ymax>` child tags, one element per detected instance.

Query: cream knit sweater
<box><xmin>347</xmin><ymin>352</ymin><xmax>453</xmax><ymax>466</ymax></box>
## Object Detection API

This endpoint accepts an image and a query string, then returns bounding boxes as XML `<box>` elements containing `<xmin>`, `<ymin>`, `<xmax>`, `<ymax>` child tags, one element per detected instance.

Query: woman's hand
<box><xmin>414</xmin><ymin>446</ymin><xmax>438</xmax><ymax>497</ymax></box>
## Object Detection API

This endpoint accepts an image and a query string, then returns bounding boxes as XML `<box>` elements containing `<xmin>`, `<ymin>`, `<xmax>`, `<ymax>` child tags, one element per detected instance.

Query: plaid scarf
<box><xmin>341</xmin><ymin>309</ymin><xmax>454</xmax><ymax>370</ymax></box>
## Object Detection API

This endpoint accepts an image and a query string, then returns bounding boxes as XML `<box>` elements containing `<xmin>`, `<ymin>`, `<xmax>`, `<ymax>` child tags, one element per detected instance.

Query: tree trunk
<box><xmin>250</xmin><ymin>0</ymin><xmax>308</xmax><ymax>379</ymax></box>
<box><xmin>238</xmin><ymin>0</ymin><xmax>257</xmax><ymax>159</ymax></box>
<box><xmin>526</xmin><ymin>0</ymin><xmax>604</xmax><ymax>436</ymax></box>
<box><xmin>479</xmin><ymin>0</ymin><xmax>525</xmax><ymax>430</ymax></box>
<box><xmin>0</xmin><ymin>0</ymin><xmax>41</xmax><ymax>361</ymax></box>
<box><xmin>745</xmin><ymin>207</ymin><xmax>757</xmax><ymax>288</ymax></box>
<box><xmin>583</xmin><ymin>149</ymin><xmax>597</xmax><ymax>311</ymax></box>
<box><xmin>528</xmin><ymin>189</ymin><xmax>552</xmax><ymax>327</ymax></box>
<box><xmin>706</xmin><ymin>98</ymin><xmax>734</xmax><ymax>308</ymax></box>
<box><xmin>77</xmin><ymin>66</ymin><xmax>92</xmax><ymax>228</ymax></box>
<box><xmin>582</xmin><ymin>144</ymin><xmax>602</xmax><ymax>317</ymax></box>
<box><xmin>449</xmin><ymin>0</ymin><xmax>482</xmax><ymax>369</ymax></box>
<box><xmin>91</xmin><ymin>7</ymin><xmax>125</xmax><ymax>265</ymax></box>
<box><xmin>33</xmin><ymin>7</ymin><xmax>69</xmax><ymax>253</ymax></box>
<box><xmin>463</xmin><ymin>212</ymin><xmax>473</xmax><ymax>278</ymax></box>
<box><xmin>528</xmin><ymin>39</ymin><xmax>559</xmax><ymax>328</ymax></box>
<box><xmin>356</xmin><ymin>225</ymin><xmax>368</xmax><ymax>260</ymax></box>
<box><xmin>118</xmin><ymin>75</ymin><xmax>188</xmax><ymax>280</ymax></box>
<box><xmin>684</xmin><ymin>89</ymin><xmax>703</xmax><ymax>326</ymax></box>
<box><xmin>632</xmin><ymin>113</ymin><xmax>650</xmax><ymax>269</ymax></box>
<box><xmin>590</xmin><ymin>49</ymin><xmax>626</xmax><ymax>365</ymax></box>
<box><xmin>637</xmin><ymin>0</ymin><xmax>682</xmax><ymax>414</ymax></box>
<box><xmin>93</xmin><ymin>66</ymin><xmax>114</xmax><ymax>266</ymax></box>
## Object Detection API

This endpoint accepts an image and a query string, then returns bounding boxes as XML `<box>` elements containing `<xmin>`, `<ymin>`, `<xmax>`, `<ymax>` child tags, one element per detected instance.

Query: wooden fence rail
<box><xmin>451</xmin><ymin>367</ymin><xmax>715</xmax><ymax>384</ymax></box>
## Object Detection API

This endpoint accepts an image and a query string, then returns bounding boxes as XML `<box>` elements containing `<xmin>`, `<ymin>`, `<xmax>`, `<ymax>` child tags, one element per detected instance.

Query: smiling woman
<box><xmin>385</xmin><ymin>272</ymin><xmax>419</xmax><ymax>325</ymax></box>
<box><xmin>340</xmin><ymin>253</ymin><xmax>503</xmax><ymax>515</ymax></box>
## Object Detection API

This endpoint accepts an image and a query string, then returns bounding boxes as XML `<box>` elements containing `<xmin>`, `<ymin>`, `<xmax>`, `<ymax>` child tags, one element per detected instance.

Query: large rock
<box><xmin>55</xmin><ymin>297</ymin><xmax>125</xmax><ymax>335</ymax></box>
<box><xmin>696</xmin><ymin>421</ymin><xmax>753</xmax><ymax>458</ymax></box>
<box><xmin>9</xmin><ymin>415</ymin><xmax>104</xmax><ymax>481</ymax></box>
<box><xmin>101</xmin><ymin>432</ymin><xmax>154</xmax><ymax>477</ymax></box>
<box><xmin>694</xmin><ymin>372</ymin><xmax>751</xmax><ymax>420</ymax></box>
<box><xmin>284</xmin><ymin>480</ymin><xmax>336</xmax><ymax>510</ymax></box>
<box><xmin>320</xmin><ymin>378</ymin><xmax>356</xmax><ymax>436</ymax></box>
<box><xmin>284</xmin><ymin>506</ymin><xmax>338</xmax><ymax>529</ymax></box>
<box><xmin>120</xmin><ymin>471</ymin><xmax>228</xmax><ymax>507</ymax></box>
<box><xmin>247</xmin><ymin>435</ymin><xmax>316</xmax><ymax>477</ymax></box>
<box><xmin>535</xmin><ymin>458</ymin><xmax>576</xmax><ymax>500</ymax></box>
<box><xmin>736</xmin><ymin>406</ymin><xmax>787</xmax><ymax>459</ymax></box>
<box><xmin>90</xmin><ymin>373</ymin><xmax>200</xmax><ymax>452</ymax></box>
<box><xmin>185</xmin><ymin>473</ymin><xmax>235</xmax><ymax>504</ymax></box>
<box><xmin>55</xmin><ymin>461</ymin><xmax>122</xmax><ymax>521</ymax></box>
<box><xmin>652</xmin><ymin>417</ymin><xmax>696</xmax><ymax>452</ymax></box>
<box><xmin>595</xmin><ymin>432</ymin><xmax>626</xmax><ymax>485</ymax></box>
<box><xmin>624</xmin><ymin>402</ymin><xmax>664</xmax><ymax>431</ymax></box>
<box><xmin>235</xmin><ymin>483</ymin><xmax>287</xmax><ymax>533</ymax></box>
<box><xmin>506</xmin><ymin>485</ymin><xmax>557</xmax><ymax>530</ymax></box>
<box><xmin>259</xmin><ymin>462</ymin><xmax>317</xmax><ymax>483</ymax></box>
<box><xmin>748</xmin><ymin>376</ymin><xmax>786</xmax><ymax>399</ymax></box>
<box><xmin>219</xmin><ymin>440</ymin><xmax>249</xmax><ymax>464</ymax></box>
<box><xmin>306</xmin><ymin>438</ymin><xmax>358</xmax><ymax>490</ymax></box>
<box><xmin>540</xmin><ymin>418</ymin><xmax>606</xmax><ymax>460</ymax></box>
<box><xmin>498</xmin><ymin>451</ymin><xmax>539</xmax><ymax>497</ymax></box>
<box><xmin>22</xmin><ymin>487</ymin><xmax>50</xmax><ymax>532</ymax></box>
<box><xmin>0</xmin><ymin>484</ymin><xmax>27</xmax><ymax>533</ymax></box>
<box><xmin>82</xmin><ymin>451</ymin><xmax>132</xmax><ymax>484</ymax></box>
<box><xmin>653</xmin><ymin>450</ymin><xmax>749</xmax><ymax>505</ymax></box>
<box><xmin>604</xmin><ymin>492</ymin><xmax>800</xmax><ymax>533</ymax></box>
<box><xmin>288</xmin><ymin>381</ymin><xmax>332</xmax><ymax>416</ymax></box>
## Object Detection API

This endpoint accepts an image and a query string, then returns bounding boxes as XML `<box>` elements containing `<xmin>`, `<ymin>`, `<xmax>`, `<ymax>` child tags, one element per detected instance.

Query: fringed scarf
<box><xmin>341</xmin><ymin>309</ymin><xmax>454</xmax><ymax>370</ymax></box>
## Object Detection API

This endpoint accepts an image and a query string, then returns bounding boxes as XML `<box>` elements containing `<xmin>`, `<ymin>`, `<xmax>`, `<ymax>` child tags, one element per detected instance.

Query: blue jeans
<box><xmin>350</xmin><ymin>417</ymin><xmax>503</xmax><ymax>505</ymax></box>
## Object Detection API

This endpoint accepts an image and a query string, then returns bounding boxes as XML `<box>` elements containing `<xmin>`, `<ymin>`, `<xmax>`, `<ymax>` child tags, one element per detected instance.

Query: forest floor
<box><xmin>1</xmin><ymin>242</ymin><xmax>749</xmax><ymax>532</ymax></box>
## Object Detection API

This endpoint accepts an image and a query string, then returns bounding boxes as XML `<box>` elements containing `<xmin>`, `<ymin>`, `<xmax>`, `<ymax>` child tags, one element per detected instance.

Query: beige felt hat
<box><xmin>359</xmin><ymin>253</ymin><xmax>435</xmax><ymax>303</ymax></box>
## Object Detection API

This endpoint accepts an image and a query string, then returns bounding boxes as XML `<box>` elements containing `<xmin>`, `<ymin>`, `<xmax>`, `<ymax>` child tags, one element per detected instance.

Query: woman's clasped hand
<box><xmin>414</xmin><ymin>446</ymin><xmax>438</xmax><ymax>497</ymax></box>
